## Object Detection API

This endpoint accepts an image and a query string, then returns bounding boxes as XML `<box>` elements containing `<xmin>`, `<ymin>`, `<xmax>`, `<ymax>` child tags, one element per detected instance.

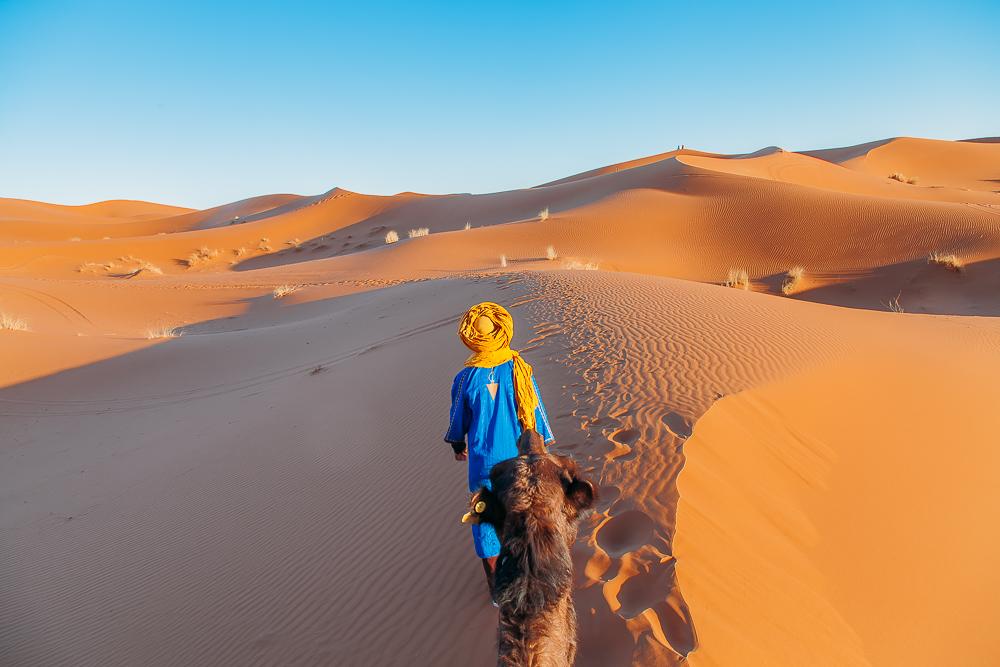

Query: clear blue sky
<box><xmin>2</xmin><ymin>0</ymin><xmax>997</xmax><ymax>209</ymax></box>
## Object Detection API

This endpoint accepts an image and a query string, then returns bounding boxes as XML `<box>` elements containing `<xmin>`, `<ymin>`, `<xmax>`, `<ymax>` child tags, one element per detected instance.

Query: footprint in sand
<box><xmin>595</xmin><ymin>510</ymin><xmax>655</xmax><ymax>558</ymax></box>
<box><xmin>595</xmin><ymin>484</ymin><xmax>621</xmax><ymax>512</ymax></box>
<box><xmin>662</xmin><ymin>411</ymin><xmax>693</xmax><ymax>439</ymax></box>
<box><xmin>606</xmin><ymin>427</ymin><xmax>640</xmax><ymax>462</ymax></box>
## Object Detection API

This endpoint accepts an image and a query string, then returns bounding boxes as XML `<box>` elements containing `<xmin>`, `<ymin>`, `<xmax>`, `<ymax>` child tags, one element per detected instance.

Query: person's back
<box><xmin>444</xmin><ymin>302</ymin><xmax>554</xmax><ymax>600</ymax></box>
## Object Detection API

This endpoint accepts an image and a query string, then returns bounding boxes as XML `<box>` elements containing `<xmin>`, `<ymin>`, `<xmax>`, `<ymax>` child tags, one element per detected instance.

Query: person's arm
<box><xmin>444</xmin><ymin>369</ymin><xmax>471</xmax><ymax>460</ymax></box>
<box><xmin>532</xmin><ymin>376</ymin><xmax>556</xmax><ymax>444</ymax></box>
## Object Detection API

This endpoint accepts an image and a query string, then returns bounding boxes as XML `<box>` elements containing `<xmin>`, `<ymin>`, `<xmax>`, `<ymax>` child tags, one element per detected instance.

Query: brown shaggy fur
<box><xmin>467</xmin><ymin>430</ymin><xmax>596</xmax><ymax>667</ymax></box>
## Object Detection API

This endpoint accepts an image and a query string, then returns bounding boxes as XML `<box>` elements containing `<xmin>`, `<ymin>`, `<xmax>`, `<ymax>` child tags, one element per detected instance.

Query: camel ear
<box><xmin>566</xmin><ymin>477</ymin><xmax>596</xmax><ymax>513</ymax></box>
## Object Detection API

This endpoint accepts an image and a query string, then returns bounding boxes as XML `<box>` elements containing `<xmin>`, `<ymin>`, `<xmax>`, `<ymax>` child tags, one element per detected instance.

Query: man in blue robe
<box><xmin>445</xmin><ymin>302</ymin><xmax>555</xmax><ymax>601</ymax></box>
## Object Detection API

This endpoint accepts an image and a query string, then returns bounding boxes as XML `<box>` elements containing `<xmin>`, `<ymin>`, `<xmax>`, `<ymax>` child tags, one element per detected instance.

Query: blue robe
<box><xmin>445</xmin><ymin>360</ymin><xmax>555</xmax><ymax>558</ymax></box>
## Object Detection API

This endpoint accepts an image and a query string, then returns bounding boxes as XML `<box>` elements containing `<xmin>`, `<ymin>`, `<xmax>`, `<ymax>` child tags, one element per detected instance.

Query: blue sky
<box><xmin>1</xmin><ymin>0</ymin><xmax>997</xmax><ymax>209</ymax></box>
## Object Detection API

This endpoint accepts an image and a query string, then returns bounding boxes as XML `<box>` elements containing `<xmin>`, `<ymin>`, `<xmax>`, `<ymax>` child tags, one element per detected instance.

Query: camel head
<box><xmin>465</xmin><ymin>429</ymin><xmax>597</xmax><ymax>615</ymax></box>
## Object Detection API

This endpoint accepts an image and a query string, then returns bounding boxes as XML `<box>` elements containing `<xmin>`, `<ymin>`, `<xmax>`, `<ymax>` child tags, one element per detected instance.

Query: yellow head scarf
<box><xmin>458</xmin><ymin>302</ymin><xmax>538</xmax><ymax>432</ymax></box>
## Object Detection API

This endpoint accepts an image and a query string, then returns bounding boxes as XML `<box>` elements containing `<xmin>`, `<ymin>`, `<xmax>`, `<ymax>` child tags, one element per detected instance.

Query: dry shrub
<box><xmin>724</xmin><ymin>267</ymin><xmax>750</xmax><ymax>290</ymax></box>
<box><xmin>885</xmin><ymin>293</ymin><xmax>904</xmax><ymax>313</ymax></box>
<box><xmin>258</xmin><ymin>237</ymin><xmax>272</xmax><ymax>252</ymax></box>
<box><xmin>546</xmin><ymin>245</ymin><xmax>558</xmax><ymax>260</ymax></box>
<box><xmin>464</xmin><ymin>222</ymin><xmax>472</xmax><ymax>231</ymax></box>
<box><xmin>500</xmin><ymin>254</ymin><xmax>508</xmax><ymax>268</ymax></box>
<box><xmin>781</xmin><ymin>266</ymin><xmax>805</xmax><ymax>295</ymax></box>
<box><xmin>408</xmin><ymin>228</ymin><xmax>430</xmax><ymax>238</ymax></box>
<box><xmin>185</xmin><ymin>246</ymin><xmax>221</xmax><ymax>267</ymax></box>
<box><xmin>234</xmin><ymin>247</ymin><xmax>248</xmax><ymax>257</ymax></box>
<box><xmin>0</xmin><ymin>313</ymin><xmax>30</xmax><ymax>331</ymax></box>
<box><xmin>563</xmin><ymin>259</ymin><xmax>599</xmax><ymax>270</ymax></box>
<box><xmin>539</xmin><ymin>207</ymin><xmax>550</xmax><ymax>221</ymax></box>
<box><xmin>927</xmin><ymin>252</ymin><xmax>963</xmax><ymax>272</ymax></box>
<box><xmin>78</xmin><ymin>256</ymin><xmax>162</xmax><ymax>278</ymax></box>
<box><xmin>385</xmin><ymin>230</ymin><xmax>399</xmax><ymax>244</ymax></box>
<box><xmin>146</xmin><ymin>325</ymin><xmax>182</xmax><ymax>339</ymax></box>
<box><xmin>889</xmin><ymin>172</ymin><xmax>918</xmax><ymax>185</ymax></box>
<box><xmin>272</xmin><ymin>284</ymin><xmax>302</xmax><ymax>299</ymax></box>
<box><xmin>285</xmin><ymin>238</ymin><xmax>302</xmax><ymax>250</ymax></box>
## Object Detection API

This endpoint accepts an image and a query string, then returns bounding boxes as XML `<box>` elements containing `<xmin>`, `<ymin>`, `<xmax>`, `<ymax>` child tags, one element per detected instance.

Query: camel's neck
<box><xmin>495</xmin><ymin>512</ymin><xmax>574</xmax><ymax>617</ymax></box>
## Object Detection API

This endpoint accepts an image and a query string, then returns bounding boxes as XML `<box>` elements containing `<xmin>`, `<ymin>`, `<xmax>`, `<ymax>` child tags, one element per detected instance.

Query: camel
<box><xmin>463</xmin><ymin>429</ymin><xmax>596</xmax><ymax>667</ymax></box>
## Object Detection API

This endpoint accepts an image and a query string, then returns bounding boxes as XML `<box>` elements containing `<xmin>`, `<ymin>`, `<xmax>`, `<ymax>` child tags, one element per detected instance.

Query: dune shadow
<box><xmin>764</xmin><ymin>257</ymin><xmax>1000</xmax><ymax>316</ymax></box>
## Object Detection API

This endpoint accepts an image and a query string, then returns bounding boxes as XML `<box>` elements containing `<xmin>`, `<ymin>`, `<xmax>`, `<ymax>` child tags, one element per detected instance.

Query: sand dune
<box><xmin>2</xmin><ymin>136</ymin><xmax>999</xmax><ymax>666</ymax></box>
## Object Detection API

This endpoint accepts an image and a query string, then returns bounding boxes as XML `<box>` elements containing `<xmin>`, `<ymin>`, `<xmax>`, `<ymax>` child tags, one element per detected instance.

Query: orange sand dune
<box><xmin>0</xmin><ymin>197</ymin><xmax>194</xmax><ymax>224</ymax></box>
<box><xmin>2</xmin><ymin>136</ymin><xmax>1000</xmax><ymax>666</ymax></box>
<box><xmin>806</xmin><ymin>136</ymin><xmax>1000</xmax><ymax>192</ymax></box>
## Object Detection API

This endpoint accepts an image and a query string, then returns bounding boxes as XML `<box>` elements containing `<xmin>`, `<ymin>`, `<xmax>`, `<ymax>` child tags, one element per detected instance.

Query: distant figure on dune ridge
<box><xmin>445</xmin><ymin>302</ymin><xmax>556</xmax><ymax>601</ymax></box>
<box><xmin>463</xmin><ymin>429</ymin><xmax>596</xmax><ymax>666</ymax></box>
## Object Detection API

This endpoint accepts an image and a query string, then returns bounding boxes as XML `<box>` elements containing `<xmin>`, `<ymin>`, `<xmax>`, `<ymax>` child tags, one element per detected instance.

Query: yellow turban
<box><xmin>458</xmin><ymin>302</ymin><xmax>539</xmax><ymax>432</ymax></box>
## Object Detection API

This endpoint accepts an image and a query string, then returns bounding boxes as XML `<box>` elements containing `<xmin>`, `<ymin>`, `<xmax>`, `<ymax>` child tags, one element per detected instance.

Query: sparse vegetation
<box><xmin>146</xmin><ymin>325</ymin><xmax>181</xmax><ymax>339</ymax></box>
<box><xmin>0</xmin><ymin>313</ymin><xmax>30</xmax><ymax>331</ymax></box>
<box><xmin>258</xmin><ymin>237</ymin><xmax>272</xmax><ymax>252</ymax></box>
<box><xmin>539</xmin><ymin>207</ymin><xmax>550</xmax><ymax>221</ymax></box>
<box><xmin>464</xmin><ymin>222</ymin><xmax>472</xmax><ymax>231</ymax></box>
<box><xmin>234</xmin><ymin>247</ymin><xmax>248</xmax><ymax>257</ymax></box>
<box><xmin>500</xmin><ymin>254</ymin><xmax>508</xmax><ymax>268</ymax></box>
<box><xmin>285</xmin><ymin>238</ymin><xmax>302</xmax><ymax>250</ymax></box>
<box><xmin>272</xmin><ymin>284</ymin><xmax>302</xmax><ymax>299</ymax></box>
<box><xmin>546</xmin><ymin>245</ymin><xmax>558</xmax><ymax>261</ymax></box>
<box><xmin>78</xmin><ymin>256</ymin><xmax>162</xmax><ymax>278</ymax></box>
<box><xmin>385</xmin><ymin>230</ymin><xmax>399</xmax><ymax>244</ymax></box>
<box><xmin>563</xmin><ymin>259</ymin><xmax>599</xmax><ymax>270</ymax></box>
<box><xmin>184</xmin><ymin>246</ymin><xmax>221</xmax><ymax>267</ymax></box>
<box><xmin>68</xmin><ymin>237</ymin><xmax>82</xmax><ymax>242</ymax></box>
<box><xmin>928</xmin><ymin>251</ymin><xmax>963</xmax><ymax>272</ymax></box>
<box><xmin>408</xmin><ymin>228</ymin><xmax>430</xmax><ymax>238</ymax></box>
<box><xmin>888</xmin><ymin>172</ymin><xmax>918</xmax><ymax>185</ymax></box>
<box><xmin>724</xmin><ymin>267</ymin><xmax>750</xmax><ymax>290</ymax></box>
<box><xmin>885</xmin><ymin>293</ymin><xmax>905</xmax><ymax>313</ymax></box>
<box><xmin>781</xmin><ymin>266</ymin><xmax>805</xmax><ymax>295</ymax></box>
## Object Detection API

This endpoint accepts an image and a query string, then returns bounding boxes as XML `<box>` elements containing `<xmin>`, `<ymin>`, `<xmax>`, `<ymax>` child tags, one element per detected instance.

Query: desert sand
<box><xmin>2</xmin><ymin>136</ymin><xmax>999</xmax><ymax>666</ymax></box>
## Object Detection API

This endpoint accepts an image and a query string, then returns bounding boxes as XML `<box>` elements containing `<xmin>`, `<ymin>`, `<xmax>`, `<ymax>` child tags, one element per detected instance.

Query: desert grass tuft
<box><xmin>464</xmin><ymin>222</ymin><xmax>472</xmax><ymax>231</ymax></box>
<box><xmin>408</xmin><ymin>228</ymin><xmax>430</xmax><ymax>238</ymax></box>
<box><xmin>185</xmin><ymin>246</ymin><xmax>221</xmax><ymax>268</ymax></box>
<box><xmin>272</xmin><ymin>284</ymin><xmax>302</xmax><ymax>299</ymax></box>
<box><xmin>146</xmin><ymin>325</ymin><xmax>182</xmax><ymax>339</ymax></box>
<box><xmin>78</xmin><ymin>256</ymin><xmax>162</xmax><ymax>278</ymax></box>
<box><xmin>500</xmin><ymin>254</ymin><xmax>507</xmax><ymax>268</ymax></box>
<box><xmin>563</xmin><ymin>259</ymin><xmax>599</xmax><ymax>270</ymax></box>
<box><xmin>258</xmin><ymin>237</ymin><xmax>273</xmax><ymax>252</ymax></box>
<box><xmin>385</xmin><ymin>230</ymin><xmax>399</xmax><ymax>244</ymax></box>
<box><xmin>885</xmin><ymin>293</ymin><xmax>905</xmax><ymax>313</ymax></box>
<box><xmin>546</xmin><ymin>245</ymin><xmax>558</xmax><ymax>261</ymax></box>
<box><xmin>234</xmin><ymin>247</ymin><xmax>248</xmax><ymax>257</ymax></box>
<box><xmin>888</xmin><ymin>172</ymin><xmax>918</xmax><ymax>185</ymax></box>
<box><xmin>724</xmin><ymin>267</ymin><xmax>750</xmax><ymax>290</ymax></box>
<box><xmin>927</xmin><ymin>251</ymin><xmax>963</xmax><ymax>272</ymax></box>
<box><xmin>781</xmin><ymin>266</ymin><xmax>805</xmax><ymax>295</ymax></box>
<box><xmin>538</xmin><ymin>207</ymin><xmax>550</xmax><ymax>221</ymax></box>
<box><xmin>0</xmin><ymin>313</ymin><xmax>30</xmax><ymax>331</ymax></box>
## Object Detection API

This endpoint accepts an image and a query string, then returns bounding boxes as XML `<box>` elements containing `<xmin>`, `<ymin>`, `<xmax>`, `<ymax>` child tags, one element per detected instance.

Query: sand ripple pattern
<box><xmin>515</xmin><ymin>270</ymin><xmax>856</xmax><ymax>665</ymax></box>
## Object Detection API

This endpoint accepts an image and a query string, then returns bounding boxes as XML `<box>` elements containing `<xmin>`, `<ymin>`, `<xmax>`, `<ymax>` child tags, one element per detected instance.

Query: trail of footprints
<box><xmin>500</xmin><ymin>271</ymin><xmax>700</xmax><ymax>664</ymax></box>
